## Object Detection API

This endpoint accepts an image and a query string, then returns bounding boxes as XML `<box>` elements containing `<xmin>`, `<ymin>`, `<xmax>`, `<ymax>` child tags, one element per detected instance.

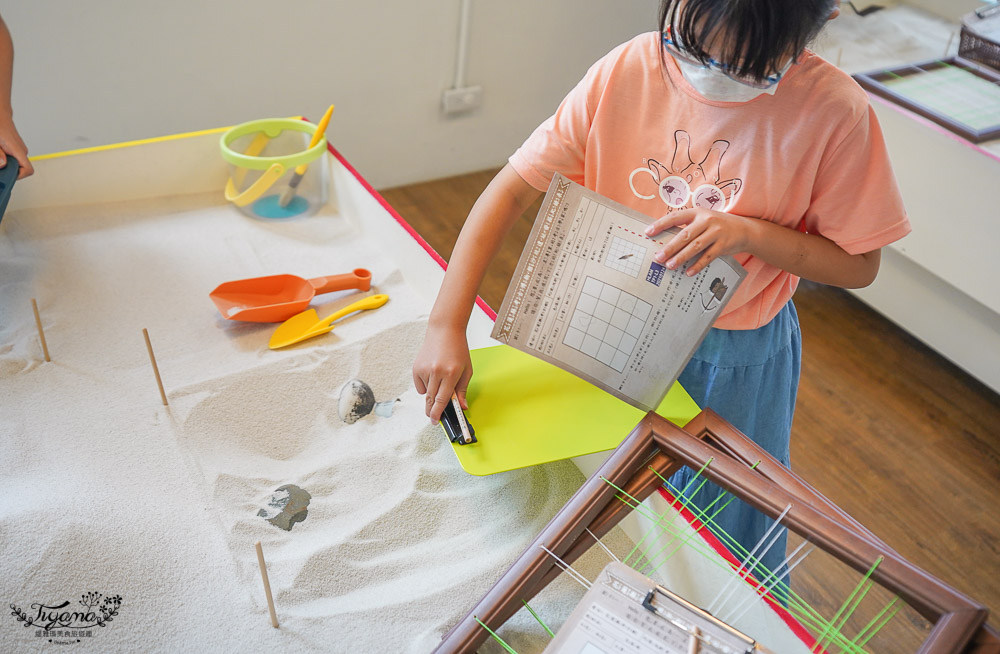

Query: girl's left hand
<box><xmin>644</xmin><ymin>208</ymin><xmax>752</xmax><ymax>276</ymax></box>
<box><xmin>0</xmin><ymin>115</ymin><xmax>33</xmax><ymax>179</ymax></box>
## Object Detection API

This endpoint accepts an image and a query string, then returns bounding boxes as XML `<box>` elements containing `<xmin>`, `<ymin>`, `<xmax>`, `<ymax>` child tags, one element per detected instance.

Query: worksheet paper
<box><xmin>542</xmin><ymin>562</ymin><xmax>760</xmax><ymax>654</ymax></box>
<box><xmin>493</xmin><ymin>175</ymin><xmax>746</xmax><ymax>411</ymax></box>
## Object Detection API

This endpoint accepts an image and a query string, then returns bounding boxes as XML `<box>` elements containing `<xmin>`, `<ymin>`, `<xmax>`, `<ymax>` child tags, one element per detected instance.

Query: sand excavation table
<box><xmin>1</xmin><ymin>128</ymin><xmax>832</xmax><ymax>653</ymax></box>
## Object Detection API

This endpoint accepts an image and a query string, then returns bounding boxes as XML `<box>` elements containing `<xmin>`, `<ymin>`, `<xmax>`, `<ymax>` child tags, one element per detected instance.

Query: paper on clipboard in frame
<box><xmin>492</xmin><ymin>174</ymin><xmax>746</xmax><ymax>412</ymax></box>
<box><xmin>543</xmin><ymin>561</ymin><xmax>765</xmax><ymax>654</ymax></box>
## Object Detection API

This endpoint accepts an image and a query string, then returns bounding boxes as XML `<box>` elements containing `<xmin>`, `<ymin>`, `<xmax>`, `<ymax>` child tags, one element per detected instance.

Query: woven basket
<box><xmin>960</xmin><ymin>4</ymin><xmax>1000</xmax><ymax>71</ymax></box>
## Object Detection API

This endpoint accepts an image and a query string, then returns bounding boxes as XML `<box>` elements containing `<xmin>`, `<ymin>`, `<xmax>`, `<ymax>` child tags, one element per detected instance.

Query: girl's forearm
<box><xmin>428</xmin><ymin>164</ymin><xmax>541</xmax><ymax>330</ymax></box>
<box><xmin>745</xmin><ymin>218</ymin><xmax>881</xmax><ymax>289</ymax></box>
<box><xmin>0</xmin><ymin>16</ymin><xmax>13</xmax><ymax>115</ymax></box>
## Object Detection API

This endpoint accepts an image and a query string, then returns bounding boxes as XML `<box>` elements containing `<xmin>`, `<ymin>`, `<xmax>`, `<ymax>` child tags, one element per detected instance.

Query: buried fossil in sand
<box><xmin>258</xmin><ymin>484</ymin><xmax>312</xmax><ymax>531</ymax></box>
<box><xmin>337</xmin><ymin>378</ymin><xmax>399</xmax><ymax>423</ymax></box>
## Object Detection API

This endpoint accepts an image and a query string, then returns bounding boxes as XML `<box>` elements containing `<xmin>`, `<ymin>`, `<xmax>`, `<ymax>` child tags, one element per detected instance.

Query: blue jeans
<box><xmin>668</xmin><ymin>301</ymin><xmax>801</xmax><ymax>581</ymax></box>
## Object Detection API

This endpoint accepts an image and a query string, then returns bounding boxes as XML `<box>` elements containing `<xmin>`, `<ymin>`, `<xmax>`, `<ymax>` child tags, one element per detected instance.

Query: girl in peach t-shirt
<box><xmin>413</xmin><ymin>0</ymin><xmax>909</xmax><ymax>577</ymax></box>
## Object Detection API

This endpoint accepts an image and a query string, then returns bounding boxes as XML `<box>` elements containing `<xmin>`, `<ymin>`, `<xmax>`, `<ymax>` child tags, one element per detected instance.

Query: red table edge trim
<box><xmin>318</xmin><ymin>134</ymin><xmax>498</xmax><ymax>322</ymax></box>
<box><xmin>657</xmin><ymin>486</ymin><xmax>823</xmax><ymax>650</ymax></box>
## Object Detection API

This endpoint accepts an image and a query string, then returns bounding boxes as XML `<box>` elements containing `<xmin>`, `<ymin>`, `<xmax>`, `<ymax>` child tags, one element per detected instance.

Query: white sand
<box><xmin>168</xmin><ymin>317</ymin><xmax>615</xmax><ymax>652</ymax></box>
<box><xmin>1</xmin><ymin>153</ymin><xmax>820</xmax><ymax>652</ymax></box>
<box><xmin>0</xmin><ymin>190</ymin><xmax>632</xmax><ymax>653</ymax></box>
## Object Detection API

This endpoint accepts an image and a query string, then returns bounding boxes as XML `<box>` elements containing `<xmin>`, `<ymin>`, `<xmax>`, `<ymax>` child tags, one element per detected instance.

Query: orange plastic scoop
<box><xmin>210</xmin><ymin>268</ymin><xmax>371</xmax><ymax>323</ymax></box>
<box><xmin>269</xmin><ymin>294</ymin><xmax>389</xmax><ymax>349</ymax></box>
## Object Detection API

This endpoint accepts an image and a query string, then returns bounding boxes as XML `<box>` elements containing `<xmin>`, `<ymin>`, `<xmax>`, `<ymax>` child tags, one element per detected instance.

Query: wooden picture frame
<box><xmin>854</xmin><ymin>57</ymin><xmax>1000</xmax><ymax>144</ymax></box>
<box><xmin>433</xmin><ymin>410</ymin><xmax>999</xmax><ymax>653</ymax></box>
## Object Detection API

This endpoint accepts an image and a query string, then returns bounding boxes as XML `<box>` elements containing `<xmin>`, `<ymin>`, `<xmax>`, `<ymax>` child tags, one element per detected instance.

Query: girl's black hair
<box><xmin>658</xmin><ymin>0</ymin><xmax>837</xmax><ymax>83</ymax></box>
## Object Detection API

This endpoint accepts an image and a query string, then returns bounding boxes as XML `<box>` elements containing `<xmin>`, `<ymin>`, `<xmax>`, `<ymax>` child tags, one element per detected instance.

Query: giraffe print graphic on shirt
<box><xmin>628</xmin><ymin>130</ymin><xmax>743</xmax><ymax>212</ymax></box>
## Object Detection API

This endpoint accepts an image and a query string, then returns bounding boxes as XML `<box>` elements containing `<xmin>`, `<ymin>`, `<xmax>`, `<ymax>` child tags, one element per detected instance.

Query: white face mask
<box><xmin>675</xmin><ymin>57</ymin><xmax>781</xmax><ymax>103</ymax></box>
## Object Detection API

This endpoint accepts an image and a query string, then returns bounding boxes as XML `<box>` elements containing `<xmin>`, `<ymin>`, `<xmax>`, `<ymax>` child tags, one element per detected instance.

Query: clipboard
<box><xmin>448</xmin><ymin>344</ymin><xmax>701</xmax><ymax>476</ymax></box>
<box><xmin>543</xmin><ymin>561</ymin><xmax>766</xmax><ymax>654</ymax></box>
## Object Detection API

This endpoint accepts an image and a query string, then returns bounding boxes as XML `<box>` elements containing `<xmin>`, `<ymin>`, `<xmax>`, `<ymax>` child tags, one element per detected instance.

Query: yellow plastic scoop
<box><xmin>269</xmin><ymin>294</ymin><xmax>389</xmax><ymax>349</ymax></box>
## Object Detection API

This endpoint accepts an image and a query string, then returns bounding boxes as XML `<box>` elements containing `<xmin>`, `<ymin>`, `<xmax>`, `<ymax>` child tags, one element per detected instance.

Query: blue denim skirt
<box><xmin>668</xmin><ymin>300</ymin><xmax>801</xmax><ymax>579</ymax></box>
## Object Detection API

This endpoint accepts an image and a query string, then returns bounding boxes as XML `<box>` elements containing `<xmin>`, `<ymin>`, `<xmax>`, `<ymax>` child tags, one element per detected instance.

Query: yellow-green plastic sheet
<box><xmin>450</xmin><ymin>345</ymin><xmax>701</xmax><ymax>475</ymax></box>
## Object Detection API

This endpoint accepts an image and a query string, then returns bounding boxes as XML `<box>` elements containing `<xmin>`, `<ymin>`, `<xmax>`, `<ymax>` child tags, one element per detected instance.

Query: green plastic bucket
<box><xmin>220</xmin><ymin>117</ymin><xmax>329</xmax><ymax>219</ymax></box>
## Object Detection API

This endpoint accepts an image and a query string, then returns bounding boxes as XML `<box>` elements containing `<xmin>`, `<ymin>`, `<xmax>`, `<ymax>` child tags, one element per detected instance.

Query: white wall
<box><xmin>6</xmin><ymin>1</ymin><xmax>655</xmax><ymax>190</ymax></box>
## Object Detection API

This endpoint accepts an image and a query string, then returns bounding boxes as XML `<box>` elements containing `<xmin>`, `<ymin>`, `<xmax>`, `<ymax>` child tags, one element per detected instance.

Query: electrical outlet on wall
<box><xmin>442</xmin><ymin>86</ymin><xmax>483</xmax><ymax>115</ymax></box>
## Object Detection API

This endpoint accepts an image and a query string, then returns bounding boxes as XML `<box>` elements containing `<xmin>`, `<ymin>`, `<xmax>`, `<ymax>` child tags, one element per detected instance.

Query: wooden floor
<box><xmin>379</xmin><ymin>168</ymin><xmax>1000</xmax><ymax>633</ymax></box>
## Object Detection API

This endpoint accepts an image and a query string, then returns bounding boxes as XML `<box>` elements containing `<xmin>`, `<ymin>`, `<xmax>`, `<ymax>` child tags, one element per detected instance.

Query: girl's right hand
<box><xmin>412</xmin><ymin>323</ymin><xmax>473</xmax><ymax>424</ymax></box>
<box><xmin>409</xmin><ymin>166</ymin><xmax>540</xmax><ymax>424</ymax></box>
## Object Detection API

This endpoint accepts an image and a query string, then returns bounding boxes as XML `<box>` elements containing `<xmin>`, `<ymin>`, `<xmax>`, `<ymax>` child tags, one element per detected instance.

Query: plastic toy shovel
<box><xmin>210</xmin><ymin>268</ymin><xmax>371</xmax><ymax>323</ymax></box>
<box><xmin>269</xmin><ymin>294</ymin><xmax>389</xmax><ymax>349</ymax></box>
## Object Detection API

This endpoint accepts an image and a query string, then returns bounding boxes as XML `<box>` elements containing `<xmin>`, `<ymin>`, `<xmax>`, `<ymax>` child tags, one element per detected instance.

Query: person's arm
<box><xmin>645</xmin><ymin>207</ymin><xmax>881</xmax><ymax>289</ymax></box>
<box><xmin>0</xmin><ymin>14</ymin><xmax>32</xmax><ymax>179</ymax></box>
<box><xmin>412</xmin><ymin>164</ymin><xmax>542</xmax><ymax>423</ymax></box>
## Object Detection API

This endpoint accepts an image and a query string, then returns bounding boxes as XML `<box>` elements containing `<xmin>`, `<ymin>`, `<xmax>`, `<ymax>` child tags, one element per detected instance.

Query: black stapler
<box><xmin>441</xmin><ymin>396</ymin><xmax>477</xmax><ymax>445</ymax></box>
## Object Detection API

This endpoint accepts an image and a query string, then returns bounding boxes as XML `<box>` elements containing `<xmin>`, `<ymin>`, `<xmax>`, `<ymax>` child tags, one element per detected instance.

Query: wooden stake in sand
<box><xmin>255</xmin><ymin>541</ymin><xmax>279</xmax><ymax>628</ymax></box>
<box><xmin>142</xmin><ymin>328</ymin><xmax>168</xmax><ymax>406</ymax></box>
<box><xmin>31</xmin><ymin>299</ymin><xmax>51</xmax><ymax>362</ymax></box>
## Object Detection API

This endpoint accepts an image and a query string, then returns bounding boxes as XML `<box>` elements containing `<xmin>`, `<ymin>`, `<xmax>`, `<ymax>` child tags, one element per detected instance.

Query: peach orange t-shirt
<box><xmin>509</xmin><ymin>32</ymin><xmax>910</xmax><ymax>330</ymax></box>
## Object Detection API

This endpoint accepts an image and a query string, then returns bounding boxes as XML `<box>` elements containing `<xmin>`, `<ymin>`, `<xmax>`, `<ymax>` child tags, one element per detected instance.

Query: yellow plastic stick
<box><xmin>298</xmin><ymin>105</ymin><xmax>334</xmax><ymax>174</ymax></box>
<box><xmin>278</xmin><ymin>104</ymin><xmax>334</xmax><ymax>207</ymax></box>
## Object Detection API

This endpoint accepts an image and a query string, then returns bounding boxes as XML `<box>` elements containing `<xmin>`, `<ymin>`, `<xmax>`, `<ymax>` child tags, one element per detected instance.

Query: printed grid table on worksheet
<box><xmin>603</xmin><ymin>236</ymin><xmax>647</xmax><ymax>278</ymax></box>
<box><xmin>563</xmin><ymin>277</ymin><xmax>651</xmax><ymax>373</ymax></box>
